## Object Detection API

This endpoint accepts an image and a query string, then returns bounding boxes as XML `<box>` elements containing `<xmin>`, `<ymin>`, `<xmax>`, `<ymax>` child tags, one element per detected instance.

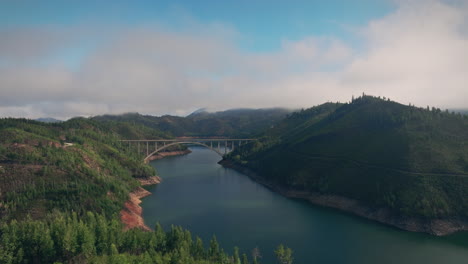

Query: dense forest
<box><xmin>226</xmin><ymin>96</ymin><xmax>468</xmax><ymax>221</ymax></box>
<box><xmin>0</xmin><ymin>118</ymin><xmax>291</xmax><ymax>263</ymax></box>
<box><xmin>1</xmin><ymin>212</ymin><xmax>294</xmax><ymax>264</ymax></box>
<box><xmin>92</xmin><ymin>108</ymin><xmax>292</xmax><ymax>138</ymax></box>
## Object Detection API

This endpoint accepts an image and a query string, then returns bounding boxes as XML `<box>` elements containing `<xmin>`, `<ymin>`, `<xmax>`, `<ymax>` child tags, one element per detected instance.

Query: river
<box><xmin>141</xmin><ymin>147</ymin><xmax>468</xmax><ymax>264</ymax></box>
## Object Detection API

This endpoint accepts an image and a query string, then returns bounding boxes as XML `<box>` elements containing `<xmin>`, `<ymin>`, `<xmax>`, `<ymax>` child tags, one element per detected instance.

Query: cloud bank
<box><xmin>0</xmin><ymin>0</ymin><xmax>467</xmax><ymax>119</ymax></box>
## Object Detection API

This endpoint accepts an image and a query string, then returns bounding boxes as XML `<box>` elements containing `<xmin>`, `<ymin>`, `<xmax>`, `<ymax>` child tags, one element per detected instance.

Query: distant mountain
<box><xmin>225</xmin><ymin>95</ymin><xmax>468</xmax><ymax>235</ymax></box>
<box><xmin>92</xmin><ymin>108</ymin><xmax>294</xmax><ymax>138</ymax></box>
<box><xmin>35</xmin><ymin>117</ymin><xmax>62</xmax><ymax>123</ymax></box>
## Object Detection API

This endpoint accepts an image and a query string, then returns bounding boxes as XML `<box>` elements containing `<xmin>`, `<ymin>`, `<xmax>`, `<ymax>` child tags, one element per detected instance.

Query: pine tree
<box><xmin>208</xmin><ymin>235</ymin><xmax>220</xmax><ymax>261</ymax></box>
<box><xmin>275</xmin><ymin>244</ymin><xmax>293</xmax><ymax>264</ymax></box>
<box><xmin>154</xmin><ymin>222</ymin><xmax>166</xmax><ymax>250</ymax></box>
<box><xmin>233</xmin><ymin>246</ymin><xmax>241</xmax><ymax>264</ymax></box>
<box><xmin>191</xmin><ymin>237</ymin><xmax>205</xmax><ymax>260</ymax></box>
<box><xmin>242</xmin><ymin>253</ymin><xmax>250</xmax><ymax>264</ymax></box>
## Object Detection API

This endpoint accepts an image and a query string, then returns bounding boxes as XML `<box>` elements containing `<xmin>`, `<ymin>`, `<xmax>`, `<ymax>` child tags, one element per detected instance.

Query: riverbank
<box><xmin>219</xmin><ymin>159</ymin><xmax>468</xmax><ymax>236</ymax></box>
<box><xmin>120</xmin><ymin>176</ymin><xmax>161</xmax><ymax>231</ymax></box>
<box><xmin>120</xmin><ymin>149</ymin><xmax>192</xmax><ymax>230</ymax></box>
<box><xmin>146</xmin><ymin>149</ymin><xmax>192</xmax><ymax>162</ymax></box>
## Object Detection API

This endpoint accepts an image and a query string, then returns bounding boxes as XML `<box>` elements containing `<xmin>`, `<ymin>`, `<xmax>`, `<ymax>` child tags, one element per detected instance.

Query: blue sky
<box><xmin>1</xmin><ymin>0</ymin><xmax>394</xmax><ymax>52</ymax></box>
<box><xmin>1</xmin><ymin>0</ymin><xmax>467</xmax><ymax>118</ymax></box>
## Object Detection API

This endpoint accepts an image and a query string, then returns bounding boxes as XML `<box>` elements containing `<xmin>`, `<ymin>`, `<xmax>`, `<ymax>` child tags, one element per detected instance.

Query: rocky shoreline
<box><xmin>219</xmin><ymin>159</ymin><xmax>468</xmax><ymax>236</ymax></box>
<box><xmin>120</xmin><ymin>176</ymin><xmax>161</xmax><ymax>231</ymax></box>
<box><xmin>120</xmin><ymin>149</ymin><xmax>193</xmax><ymax>230</ymax></box>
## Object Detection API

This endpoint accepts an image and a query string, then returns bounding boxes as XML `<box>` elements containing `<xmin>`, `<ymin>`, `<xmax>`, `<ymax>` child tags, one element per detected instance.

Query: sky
<box><xmin>1</xmin><ymin>0</ymin><xmax>468</xmax><ymax>119</ymax></box>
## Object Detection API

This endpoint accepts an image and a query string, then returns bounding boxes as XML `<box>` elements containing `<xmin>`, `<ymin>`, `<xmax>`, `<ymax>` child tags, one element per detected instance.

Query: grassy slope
<box><xmin>230</xmin><ymin>96</ymin><xmax>468</xmax><ymax>219</ymax></box>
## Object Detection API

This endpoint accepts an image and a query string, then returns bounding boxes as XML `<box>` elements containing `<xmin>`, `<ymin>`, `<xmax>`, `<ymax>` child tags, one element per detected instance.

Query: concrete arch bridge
<box><xmin>119</xmin><ymin>138</ymin><xmax>256</xmax><ymax>163</ymax></box>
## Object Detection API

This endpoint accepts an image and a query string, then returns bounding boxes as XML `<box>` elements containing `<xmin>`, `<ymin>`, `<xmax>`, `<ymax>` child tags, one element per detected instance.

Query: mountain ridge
<box><xmin>224</xmin><ymin>95</ymin><xmax>468</xmax><ymax>235</ymax></box>
<box><xmin>92</xmin><ymin>107</ymin><xmax>293</xmax><ymax>138</ymax></box>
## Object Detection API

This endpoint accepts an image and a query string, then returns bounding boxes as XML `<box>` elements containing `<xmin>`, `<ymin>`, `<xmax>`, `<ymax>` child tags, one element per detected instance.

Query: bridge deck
<box><xmin>120</xmin><ymin>138</ymin><xmax>257</xmax><ymax>162</ymax></box>
<box><xmin>119</xmin><ymin>138</ymin><xmax>256</xmax><ymax>142</ymax></box>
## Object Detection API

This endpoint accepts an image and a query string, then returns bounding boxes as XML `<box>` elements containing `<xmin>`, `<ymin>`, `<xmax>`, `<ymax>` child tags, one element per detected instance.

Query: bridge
<box><xmin>119</xmin><ymin>138</ymin><xmax>256</xmax><ymax>163</ymax></box>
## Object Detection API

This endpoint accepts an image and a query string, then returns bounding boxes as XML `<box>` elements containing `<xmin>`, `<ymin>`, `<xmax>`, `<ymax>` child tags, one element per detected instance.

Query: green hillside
<box><xmin>0</xmin><ymin>118</ymin><xmax>157</xmax><ymax>220</ymax></box>
<box><xmin>92</xmin><ymin>108</ymin><xmax>292</xmax><ymax>138</ymax></box>
<box><xmin>228</xmin><ymin>96</ymin><xmax>468</xmax><ymax>219</ymax></box>
<box><xmin>0</xmin><ymin>118</ymin><xmax>277</xmax><ymax>263</ymax></box>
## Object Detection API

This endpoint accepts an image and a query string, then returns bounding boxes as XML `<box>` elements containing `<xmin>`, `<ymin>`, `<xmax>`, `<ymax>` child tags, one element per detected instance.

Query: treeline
<box><xmin>91</xmin><ymin>108</ymin><xmax>292</xmax><ymax>138</ymax></box>
<box><xmin>0</xmin><ymin>211</ymin><xmax>292</xmax><ymax>264</ymax></box>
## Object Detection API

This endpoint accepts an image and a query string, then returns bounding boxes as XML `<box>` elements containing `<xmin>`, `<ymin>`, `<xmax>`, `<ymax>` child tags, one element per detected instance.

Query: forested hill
<box><xmin>0</xmin><ymin>118</ymin><xmax>162</xmax><ymax>220</ymax></box>
<box><xmin>92</xmin><ymin>108</ymin><xmax>293</xmax><ymax>138</ymax></box>
<box><xmin>227</xmin><ymin>96</ymin><xmax>468</xmax><ymax>223</ymax></box>
<box><xmin>0</xmin><ymin>118</ymin><xmax>274</xmax><ymax>263</ymax></box>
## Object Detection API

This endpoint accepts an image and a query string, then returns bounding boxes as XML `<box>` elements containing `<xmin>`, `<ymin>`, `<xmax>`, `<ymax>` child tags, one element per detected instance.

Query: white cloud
<box><xmin>0</xmin><ymin>0</ymin><xmax>468</xmax><ymax>119</ymax></box>
<box><xmin>342</xmin><ymin>0</ymin><xmax>468</xmax><ymax>106</ymax></box>
<box><xmin>0</xmin><ymin>27</ymin><xmax>71</xmax><ymax>62</ymax></box>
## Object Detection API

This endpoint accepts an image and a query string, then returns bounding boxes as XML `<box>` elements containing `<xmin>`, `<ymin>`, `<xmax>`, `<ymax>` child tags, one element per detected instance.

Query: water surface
<box><xmin>142</xmin><ymin>147</ymin><xmax>468</xmax><ymax>264</ymax></box>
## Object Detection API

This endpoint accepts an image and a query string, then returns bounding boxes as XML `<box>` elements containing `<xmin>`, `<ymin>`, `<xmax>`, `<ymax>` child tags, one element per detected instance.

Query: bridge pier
<box><xmin>146</xmin><ymin>141</ymin><xmax>149</xmax><ymax>156</ymax></box>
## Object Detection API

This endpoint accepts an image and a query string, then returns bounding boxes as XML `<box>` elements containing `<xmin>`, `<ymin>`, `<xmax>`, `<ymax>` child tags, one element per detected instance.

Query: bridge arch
<box><xmin>144</xmin><ymin>141</ymin><xmax>224</xmax><ymax>163</ymax></box>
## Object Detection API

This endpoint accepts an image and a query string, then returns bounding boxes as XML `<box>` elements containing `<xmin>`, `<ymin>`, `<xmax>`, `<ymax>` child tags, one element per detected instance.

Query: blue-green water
<box><xmin>141</xmin><ymin>147</ymin><xmax>468</xmax><ymax>264</ymax></box>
